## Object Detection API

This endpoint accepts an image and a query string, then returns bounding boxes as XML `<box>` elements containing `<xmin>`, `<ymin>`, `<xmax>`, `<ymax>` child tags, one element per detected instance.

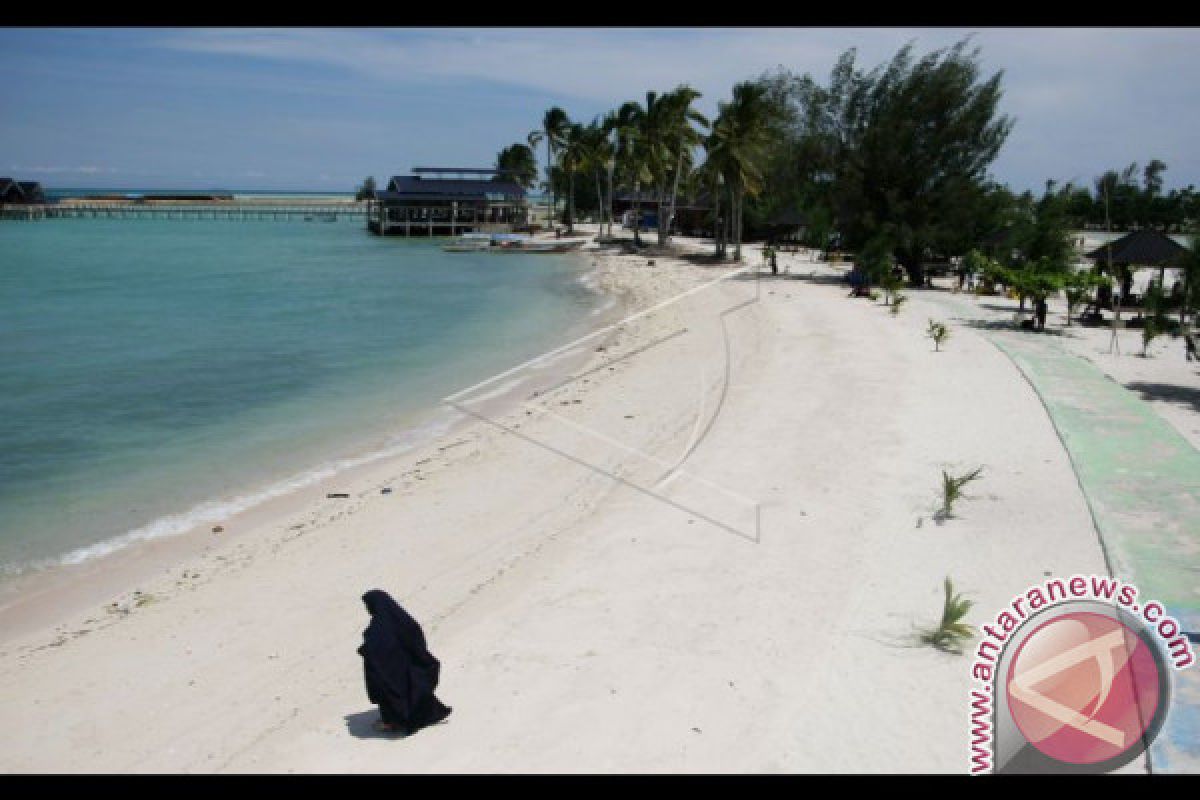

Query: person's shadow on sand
<box><xmin>344</xmin><ymin>710</ymin><xmax>409</xmax><ymax>740</ymax></box>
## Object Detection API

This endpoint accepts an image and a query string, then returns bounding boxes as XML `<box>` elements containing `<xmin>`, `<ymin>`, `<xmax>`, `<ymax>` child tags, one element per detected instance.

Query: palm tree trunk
<box><xmin>1181</xmin><ymin>271</ymin><xmax>1189</xmax><ymax>329</ymax></box>
<box><xmin>657</xmin><ymin>183</ymin><xmax>668</xmax><ymax>247</ymax></box>
<box><xmin>734</xmin><ymin>182</ymin><xmax>744</xmax><ymax>262</ymax></box>
<box><xmin>606</xmin><ymin>164</ymin><xmax>615</xmax><ymax>238</ymax></box>
<box><xmin>546</xmin><ymin>140</ymin><xmax>555</xmax><ymax>230</ymax></box>
<box><xmin>633</xmin><ymin>184</ymin><xmax>642</xmax><ymax>247</ymax></box>
<box><xmin>712</xmin><ymin>183</ymin><xmax>721</xmax><ymax>258</ymax></box>
<box><xmin>665</xmin><ymin>147</ymin><xmax>685</xmax><ymax>247</ymax></box>
<box><xmin>568</xmin><ymin>169</ymin><xmax>575</xmax><ymax>234</ymax></box>
<box><xmin>715</xmin><ymin>183</ymin><xmax>724</xmax><ymax>256</ymax></box>
<box><xmin>595</xmin><ymin>171</ymin><xmax>604</xmax><ymax>235</ymax></box>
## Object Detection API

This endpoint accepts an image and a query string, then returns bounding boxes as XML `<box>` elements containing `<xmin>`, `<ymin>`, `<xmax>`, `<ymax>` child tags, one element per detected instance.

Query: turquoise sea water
<box><xmin>0</xmin><ymin>216</ymin><xmax>597</xmax><ymax>574</ymax></box>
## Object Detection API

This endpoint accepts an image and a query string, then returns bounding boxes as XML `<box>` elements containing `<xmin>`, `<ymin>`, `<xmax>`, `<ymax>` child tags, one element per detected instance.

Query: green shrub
<box><xmin>927</xmin><ymin>319</ymin><xmax>949</xmax><ymax>351</ymax></box>
<box><xmin>920</xmin><ymin>577</ymin><xmax>975</xmax><ymax>654</ymax></box>
<box><xmin>938</xmin><ymin>466</ymin><xmax>984</xmax><ymax>519</ymax></box>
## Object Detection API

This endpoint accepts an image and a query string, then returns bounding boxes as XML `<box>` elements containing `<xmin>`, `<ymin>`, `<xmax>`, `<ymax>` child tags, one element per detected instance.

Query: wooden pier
<box><xmin>1</xmin><ymin>202</ymin><xmax>369</xmax><ymax>222</ymax></box>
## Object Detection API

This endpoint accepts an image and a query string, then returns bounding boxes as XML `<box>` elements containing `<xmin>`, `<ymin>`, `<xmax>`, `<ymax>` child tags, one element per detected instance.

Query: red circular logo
<box><xmin>1006</xmin><ymin>611</ymin><xmax>1163</xmax><ymax>766</ymax></box>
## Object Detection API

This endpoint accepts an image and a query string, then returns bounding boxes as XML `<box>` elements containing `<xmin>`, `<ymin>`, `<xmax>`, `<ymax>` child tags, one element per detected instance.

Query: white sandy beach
<box><xmin>2</xmin><ymin>230</ymin><xmax>1196</xmax><ymax>772</ymax></box>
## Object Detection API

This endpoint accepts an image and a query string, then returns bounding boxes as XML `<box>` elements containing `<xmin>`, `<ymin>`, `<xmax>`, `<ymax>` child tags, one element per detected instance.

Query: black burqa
<box><xmin>357</xmin><ymin>589</ymin><xmax>452</xmax><ymax>734</ymax></box>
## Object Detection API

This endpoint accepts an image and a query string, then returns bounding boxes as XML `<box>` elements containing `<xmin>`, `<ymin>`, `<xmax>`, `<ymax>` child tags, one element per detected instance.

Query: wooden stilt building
<box><xmin>367</xmin><ymin>167</ymin><xmax>528</xmax><ymax>236</ymax></box>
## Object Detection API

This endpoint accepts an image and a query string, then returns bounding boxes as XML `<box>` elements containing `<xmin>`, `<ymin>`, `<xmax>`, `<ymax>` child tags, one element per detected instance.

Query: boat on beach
<box><xmin>488</xmin><ymin>234</ymin><xmax>589</xmax><ymax>253</ymax></box>
<box><xmin>442</xmin><ymin>232</ymin><xmax>590</xmax><ymax>254</ymax></box>
<box><xmin>441</xmin><ymin>232</ymin><xmax>494</xmax><ymax>252</ymax></box>
<box><xmin>510</xmin><ymin>237</ymin><xmax>590</xmax><ymax>253</ymax></box>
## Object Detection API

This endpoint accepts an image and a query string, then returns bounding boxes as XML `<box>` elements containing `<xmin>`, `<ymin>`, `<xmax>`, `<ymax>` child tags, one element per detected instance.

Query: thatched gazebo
<box><xmin>1085</xmin><ymin>229</ymin><xmax>1190</xmax><ymax>304</ymax></box>
<box><xmin>763</xmin><ymin>209</ymin><xmax>809</xmax><ymax>249</ymax></box>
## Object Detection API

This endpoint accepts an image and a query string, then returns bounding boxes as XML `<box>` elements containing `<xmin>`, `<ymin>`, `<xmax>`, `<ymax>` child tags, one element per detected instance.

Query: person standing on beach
<box><xmin>357</xmin><ymin>589</ymin><xmax>452</xmax><ymax>735</ymax></box>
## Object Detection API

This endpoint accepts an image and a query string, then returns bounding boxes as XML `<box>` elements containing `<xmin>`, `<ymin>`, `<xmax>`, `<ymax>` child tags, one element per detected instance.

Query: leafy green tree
<box><xmin>611</xmin><ymin>100</ymin><xmax>653</xmax><ymax>246</ymax></box>
<box><xmin>1063</xmin><ymin>270</ymin><xmax>1110</xmax><ymax>326</ymax></box>
<box><xmin>1004</xmin><ymin>260</ymin><xmax>1066</xmax><ymax>320</ymax></box>
<box><xmin>694</xmin><ymin>144</ymin><xmax>728</xmax><ymax>257</ymax></box>
<box><xmin>657</xmin><ymin>86</ymin><xmax>709</xmax><ymax>245</ymax></box>
<box><xmin>743</xmin><ymin>41</ymin><xmax>1012</xmax><ymax>282</ymax></box>
<box><xmin>355</xmin><ymin>176</ymin><xmax>377</xmax><ymax>202</ymax></box>
<box><xmin>858</xmin><ymin>232</ymin><xmax>896</xmax><ymax>297</ymax></box>
<box><xmin>590</xmin><ymin>115</ymin><xmax>618</xmax><ymax>236</ymax></box>
<box><xmin>494</xmin><ymin>144</ymin><xmax>538</xmax><ymax>190</ymax></box>
<box><xmin>1180</xmin><ymin>234</ymin><xmax>1200</xmax><ymax>328</ymax></box>
<box><xmin>586</xmin><ymin>120</ymin><xmax>613</xmax><ymax>233</ymax></box>
<box><xmin>1142</xmin><ymin>282</ymin><xmax>1170</xmax><ymax>356</ymax></box>
<box><xmin>745</xmin><ymin>68</ymin><xmax>839</xmax><ymax>243</ymax></box>
<box><xmin>558</xmin><ymin>123</ymin><xmax>589</xmax><ymax>233</ymax></box>
<box><xmin>997</xmin><ymin>184</ymin><xmax>1074</xmax><ymax>317</ymax></box>
<box><xmin>705</xmin><ymin>81</ymin><xmax>775</xmax><ymax>261</ymax></box>
<box><xmin>530</xmin><ymin>107</ymin><xmax>570</xmax><ymax>228</ymax></box>
<box><xmin>962</xmin><ymin>249</ymin><xmax>997</xmax><ymax>288</ymax></box>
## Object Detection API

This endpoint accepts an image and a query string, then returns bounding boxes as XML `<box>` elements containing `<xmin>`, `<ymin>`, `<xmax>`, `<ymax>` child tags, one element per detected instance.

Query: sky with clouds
<box><xmin>2</xmin><ymin>27</ymin><xmax>1197</xmax><ymax>193</ymax></box>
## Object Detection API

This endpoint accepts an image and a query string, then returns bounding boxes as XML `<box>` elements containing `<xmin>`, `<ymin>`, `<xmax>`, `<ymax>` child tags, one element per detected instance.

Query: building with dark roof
<box><xmin>367</xmin><ymin>168</ymin><xmax>528</xmax><ymax>236</ymax></box>
<box><xmin>1085</xmin><ymin>228</ymin><xmax>1192</xmax><ymax>305</ymax></box>
<box><xmin>762</xmin><ymin>208</ymin><xmax>810</xmax><ymax>244</ymax></box>
<box><xmin>0</xmin><ymin>178</ymin><xmax>44</xmax><ymax>205</ymax></box>
<box><xmin>1084</xmin><ymin>228</ymin><xmax>1189</xmax><ymax>268</ymax></box>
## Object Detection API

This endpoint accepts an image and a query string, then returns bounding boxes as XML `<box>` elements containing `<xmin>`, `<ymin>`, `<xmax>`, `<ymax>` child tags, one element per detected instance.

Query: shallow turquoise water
<box><xmin>0</xmin><ymin>217</ymin><xmax>596</xmax><ymax>573</ymax></box>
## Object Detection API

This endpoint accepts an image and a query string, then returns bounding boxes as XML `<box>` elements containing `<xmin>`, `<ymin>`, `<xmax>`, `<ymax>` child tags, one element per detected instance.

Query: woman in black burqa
<box><xmin>357</xmin><ymin>589</ymin><xmax>452</xmax><ymax>735</ymax></box>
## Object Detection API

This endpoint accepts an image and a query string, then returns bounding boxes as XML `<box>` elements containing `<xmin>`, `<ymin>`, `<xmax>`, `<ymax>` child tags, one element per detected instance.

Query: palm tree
<box><xmin>696</xmin><ymin>148</ymin><xmax>727</xmax><ymax>258</ymax></box>
<box><xmin>494</xmin><ymin>143</ymin><xmax>538</xmax><ymax>190</ymax></box>
<box><xmin>636</xmin><ymin>90</ymin><xmax>679</xmax><ymax>245</ymax></box>
<box><xmin>355</xmin><ymin>176</ymin><xmax>377</xmax><ymax>202</ymax></box>
<box><xmin>580</xmin><ymin>118</ymin><xmax>614</xmax><ymax>236</ymax></box>
<box><xmin>558</xmin><ymin>122</ymin><xmax>589</xmax><ymax>234</ymax></box>
<box><xmin>612</xmin><ymin>100</ymin><xmax>652</xmax><ymax>246</ymax></box>
<box><xmin>706</xmin><ymin>82</ymin><xmax>773</xmax><ymax>261</ymax></box>
<box><xmin>599</xmin><ymin>111</ymin><xmax>620</xmax><ymax>238</ymax></box>
<box><xmin>658</xmin><ymin>86</ymin><xmax>708</xmax><ymax>246</ymax></box>
<box><xmin>530</xmin><ymin>108</ymin><xmax>570</xmax><ymax>229</ymax></box>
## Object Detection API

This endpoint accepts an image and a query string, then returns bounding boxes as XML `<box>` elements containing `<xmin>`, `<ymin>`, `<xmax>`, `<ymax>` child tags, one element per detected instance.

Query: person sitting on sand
<box><xmin>357</xmin><ymin>589</ymin><xmax>452</xmax><ymax>735</ymax></box>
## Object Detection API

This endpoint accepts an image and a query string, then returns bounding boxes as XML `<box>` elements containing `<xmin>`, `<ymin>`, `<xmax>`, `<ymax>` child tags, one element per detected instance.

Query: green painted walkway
<box><xmin>931</xmin><ymin>293</ymin><xmax>1200</xmax><ymax>771</ymax></box>
<box><xmin>992</xmin><ymin>334</ymin><xmax>1200</xmax><ymax>628</ymax></box>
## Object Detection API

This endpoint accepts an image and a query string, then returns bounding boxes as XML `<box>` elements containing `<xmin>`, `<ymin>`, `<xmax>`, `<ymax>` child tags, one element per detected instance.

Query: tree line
<box><xmin>492</xmin><ymin>81</ymin><xmax>774</xmax><ymax>261</ymax></box>
<box><xmin>343</xmin><ymin>38</ymin><xmax>1195</xmax><ymax>309</ymax></box>
<box><xmin>488</xmin><ymin>40</ymin><xmax>1194</xmax><ymax>272</ymax></box>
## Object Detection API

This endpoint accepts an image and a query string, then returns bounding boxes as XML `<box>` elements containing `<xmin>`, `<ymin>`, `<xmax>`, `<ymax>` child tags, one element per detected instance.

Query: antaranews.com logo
<box><xmin>968</xmin><ymin>574</ymin><xmax>1195</xmax><ymax>774</ymax></box>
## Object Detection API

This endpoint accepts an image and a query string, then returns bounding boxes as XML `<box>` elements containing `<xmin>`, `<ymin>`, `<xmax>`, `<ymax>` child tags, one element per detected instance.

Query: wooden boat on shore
<box><xmin>442</xmin><ymin>233</ymin><xmax>494</xmax><ymax>252</ymax></box>
<box><xmin>442</xmin><ymin>233</ymin><xmax>590</xmax><ymax>254</ymax></box>
<box><xmin>491</xmin><ymin>236</ymin><xmax>589</xmax><ymax>254</ymax></box>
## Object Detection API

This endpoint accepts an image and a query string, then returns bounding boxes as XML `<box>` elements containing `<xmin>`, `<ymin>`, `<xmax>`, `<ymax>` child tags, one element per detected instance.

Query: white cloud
<box><xmin>10</xmin><ymin>164</ymin><xmax>118</xmax><ymax>174</ymax></box>
<box><xmin>150</xmin><ymin>28</ymin><xmax>1200</xmax><ymax>119</ymax></box>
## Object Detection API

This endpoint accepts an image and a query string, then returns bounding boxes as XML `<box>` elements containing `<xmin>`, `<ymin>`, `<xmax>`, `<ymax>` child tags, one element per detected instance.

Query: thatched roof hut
<box><xmin>1085</xmin><ymin>229</ymin><xmax>1188</xmax><ymax>267</ymax></box>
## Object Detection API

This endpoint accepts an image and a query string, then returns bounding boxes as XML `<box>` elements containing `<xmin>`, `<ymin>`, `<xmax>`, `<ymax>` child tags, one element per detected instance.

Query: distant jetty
<box><xmin>2</xmin><ymin>189</ymin><xmax>369</xmax><ymax>222</ymax></box>
<box><xmin>0</xmin><ymin>177</ymin><xmax>46</xmax><ymax>218</ymax></box>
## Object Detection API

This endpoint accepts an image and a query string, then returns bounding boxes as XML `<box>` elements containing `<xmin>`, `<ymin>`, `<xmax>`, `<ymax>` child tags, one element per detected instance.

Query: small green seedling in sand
<box><xmin>937</xmin><ymin>466</ymin><xmax>984</xmax><ymax>520</ymax></box>
<box><xmin>880</xmin><ymin>270</ymin><xmax>903</xmax><ymax>306</ymax></box>
<box><xmin>927</xmin><ymin>319</ymin><xmax>949</xmax><ymax>351</ymax></box>
<box><xmin>890</xmin><ymin>293</ymin><xmax>908</xmax><ymax>315</ymax></box>
<box><xmin>920</xmin><ymin>577</ymin><xmax>975</xmax><ymax>654</ymax></box>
